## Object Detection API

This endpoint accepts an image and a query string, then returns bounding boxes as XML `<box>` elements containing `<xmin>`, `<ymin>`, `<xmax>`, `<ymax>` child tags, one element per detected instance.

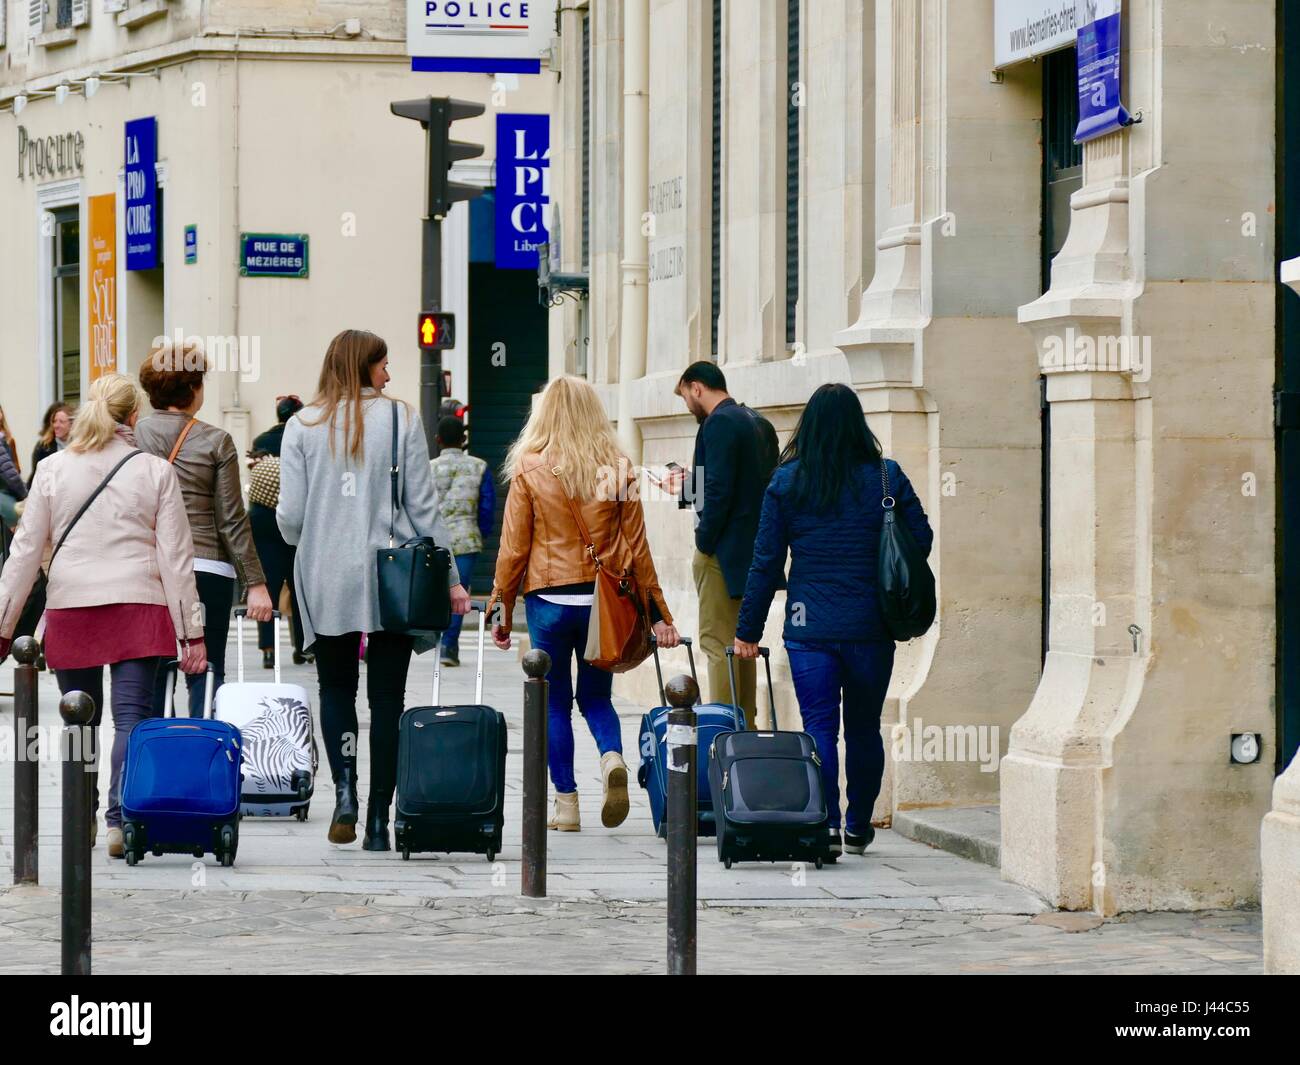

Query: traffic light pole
<box><xmin>421</xmin><ymin>213</ymin><xmax>442</xmax><ymax>455</ymax></box>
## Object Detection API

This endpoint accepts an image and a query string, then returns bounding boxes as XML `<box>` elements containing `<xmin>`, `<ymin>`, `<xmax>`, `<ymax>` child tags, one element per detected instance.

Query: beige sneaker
<box><xmin>106</xmin><ymin>827</ymin><xmax>125</xmax><ymax>859</ymax></box>
<box><xmin>548</xmin><ymin>791</ymin><xmax>580</xmax><ymax>832</ymax></box>
<box><xmin>600</xmin><ymin>751</ymin><xmax>630</xmax><ymax>828</ymax></box>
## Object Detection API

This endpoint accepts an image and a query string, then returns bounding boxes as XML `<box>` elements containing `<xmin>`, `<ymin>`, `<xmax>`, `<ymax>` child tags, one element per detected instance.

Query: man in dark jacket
<box><xmin>668</xmin><ymin>362</ymin><xmax>779</xmax><ymax>727</ymax></box>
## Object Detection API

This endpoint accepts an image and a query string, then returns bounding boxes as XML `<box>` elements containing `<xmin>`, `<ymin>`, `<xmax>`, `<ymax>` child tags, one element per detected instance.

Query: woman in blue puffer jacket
<box><xmin>734</xmin><ymin>382</ymin><xmax>932</xmax><ymax>859</ymax></box>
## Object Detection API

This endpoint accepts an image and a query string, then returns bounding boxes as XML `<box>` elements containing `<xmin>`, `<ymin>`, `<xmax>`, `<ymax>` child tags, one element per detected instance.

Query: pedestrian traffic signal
<box><xmin>391</xmin><ymin>96</ymin><xmax>486</xmax><ymax>220</ymax></box>
<box><xmin>418</xmin><ymin>311</ymin><xmax>455</xmax><ymax>351</ymax></box>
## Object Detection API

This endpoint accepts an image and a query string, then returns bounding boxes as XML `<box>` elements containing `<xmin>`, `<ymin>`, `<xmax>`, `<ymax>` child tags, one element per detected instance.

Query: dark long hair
<box><xmin>302</xmin><ymin>329</ymin><xmax>389</xmax><ymax>461</ymax></box>
<box><xmin>779</xmin><ymin>383</ymin><xmax>883</xmax><ymax>514</ymax></box>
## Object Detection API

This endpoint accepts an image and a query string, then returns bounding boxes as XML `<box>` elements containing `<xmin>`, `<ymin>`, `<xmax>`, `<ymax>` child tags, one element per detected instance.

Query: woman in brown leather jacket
<box><xmin>136</xmin><ymin>342</ymin><xmax>274</xmax><ymax>717</ymax></box>
<box><xmin>488</xmin><ymin>375</ymin><xmax>679</xmax><ymax>832</ymax></box>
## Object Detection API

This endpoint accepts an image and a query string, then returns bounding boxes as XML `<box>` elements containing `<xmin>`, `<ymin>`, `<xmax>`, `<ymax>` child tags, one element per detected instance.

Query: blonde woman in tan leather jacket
<box><xmin>488</xmin><ymin>375</ymin><xmax>679</xmax><ymax>832</ymax></box>
<box><xmin>135</xmin><ymin>341</ymin><xmax>273</xmax><ymax>718</ymax></box>
<box><xmin>0</xmin><ymin>374</ymin><xmax>206</xmax><ymax>859</ymax></box>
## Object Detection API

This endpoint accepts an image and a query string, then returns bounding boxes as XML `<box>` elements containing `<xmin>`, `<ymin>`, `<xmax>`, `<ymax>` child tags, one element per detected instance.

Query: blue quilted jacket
<box><xmin>736</xmin><ymin>458</ymin><xmax>933</xmax><ymax>644</ymax></box>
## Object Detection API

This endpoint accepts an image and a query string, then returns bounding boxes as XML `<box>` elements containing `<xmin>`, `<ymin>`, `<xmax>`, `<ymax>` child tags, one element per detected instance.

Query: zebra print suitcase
<box><xmin>214</xmin><ymin>609</ymin><xmax>318</xmax><ymax>820</ymax></box>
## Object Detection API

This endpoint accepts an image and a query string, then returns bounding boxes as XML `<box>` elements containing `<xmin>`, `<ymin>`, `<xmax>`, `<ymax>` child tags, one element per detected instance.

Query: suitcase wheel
<box><xmin>814</xmin><ymin>856</ymin><xmax>824</xmax><ymax>871</ymax></box>
<box><xmin>485</xmin><ymin>848</ymin><xmax>496</xmax><ymax>863</ymax></box>
<box><xmin>219</xmin><ymin>824</ymin><xmax>236</xmax><ymax>868</ymax></box>
<box><xmin>295</xmin><ymin>805</ymin><xmax>309</xmax><ymax>823</ymax></box>
<box><xmin>723</xmin><ymin>857</ymin><xmax>732</xmax><ymax>870</ymax></box>
<box><xmin>401</xmin><ymin>848</ymin><xmax>411</xmax><ymax>861</ymax></box>
<box><xmin>123</xmin><ymin>824</ymin><xmax>139</xmax><ymax>865</ymax></box>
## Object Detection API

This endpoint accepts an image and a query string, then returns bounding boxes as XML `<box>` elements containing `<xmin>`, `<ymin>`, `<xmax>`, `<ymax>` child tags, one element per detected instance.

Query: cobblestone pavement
<box><xmin>0</xmin><ymin>887</ymin><xmax>1263</xmax><ymax>975</ymax></box>
<box><xmin>0</xmin><ymin>632</ymin><xmax>1266</xmax><ymax>974</ymax></box>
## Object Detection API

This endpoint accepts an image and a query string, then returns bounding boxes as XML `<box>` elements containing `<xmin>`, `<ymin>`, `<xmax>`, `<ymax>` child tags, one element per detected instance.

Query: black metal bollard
<box><xmin>59</xmin><ymin>691</ymin><xmax>95</xmax><ymax>977</ymax></box>
<box><xmin>665</xmin><ymin>673</ymin><xmax>699</xmax><ymax>976</ymax></box>
<box><xmin>12</xmin><ymin>636</ymin><xmax>40</xmax><ymax>885</ymax></box>
<box><xmin>521</xmin><ymin>648</ymin><xmax>551</xmax><ymax>898</ymax></box>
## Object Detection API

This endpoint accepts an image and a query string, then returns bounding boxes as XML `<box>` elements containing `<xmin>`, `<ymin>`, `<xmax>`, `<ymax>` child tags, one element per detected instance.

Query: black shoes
<box><xmin>328</xmin><ymin>767</ymin><xmax>360</xmax><ymax>844</ymax></box>
<box><xmin>362</xmin><ymin>805</ymin><xmax>391</xmax><ymax>851</ymax></box>
<box><xmin>262</xmin><ymin>649</ymin><xmax>275</xmax><ymax>669</ymax></box>
<box><xmin>441</xmin><ymin>652</ymin><xmax>460</xmax><ymax>667</ymax></box>
<box><xmin>292</xmin><ymin>650</ymin><xmax>314</xmax><ymax>665</ymax></box>
<box><xmin>826</xmin><ymin>830</ymin><xmax>842</xmax><ymax>862</ymax></box>
<box><xmin>844</xmin><ymin>827</ymin><xmax>875</xmax><ymax>855</ymax></box>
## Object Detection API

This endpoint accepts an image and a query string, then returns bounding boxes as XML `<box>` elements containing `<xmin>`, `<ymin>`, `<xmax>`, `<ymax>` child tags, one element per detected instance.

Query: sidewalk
<box><xmin>0</xmin><ymin>633</ymin><xmax>1264</xmax><ymax>974</ymax></box>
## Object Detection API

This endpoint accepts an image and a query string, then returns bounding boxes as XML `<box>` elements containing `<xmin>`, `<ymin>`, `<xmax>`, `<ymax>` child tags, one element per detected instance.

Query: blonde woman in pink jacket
<box><xmin>0</xmin><ymin>373</ymin><xmax>206</xmax><ymax>859</ymax></box>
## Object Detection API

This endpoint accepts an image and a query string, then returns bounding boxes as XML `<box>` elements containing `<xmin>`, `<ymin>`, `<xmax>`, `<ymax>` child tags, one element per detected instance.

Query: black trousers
<box><xmin>313</xmin><ymin>630</ymin><xmax>414</xmax><ymax>808</ymax></box>
<box><xmin>249</xmin><ymin>502</ymin><xmax>305</xmax><ymax>654</ymax></box>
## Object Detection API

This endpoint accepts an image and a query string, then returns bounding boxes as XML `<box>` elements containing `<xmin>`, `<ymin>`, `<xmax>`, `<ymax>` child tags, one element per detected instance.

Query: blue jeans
<box><xmin>524</xmin><ymin>595</ymin><xmax>622</xmax><ymax>794</ymax></box>
<box><xmin>785</xmin><ymin>639</ymin><xmax>895</xmax><ymax>834</ymax></box>
<box><xmin>441</xmin><ymin>552</ymin><xmax>479</xmax><ymax>659</ymax></box>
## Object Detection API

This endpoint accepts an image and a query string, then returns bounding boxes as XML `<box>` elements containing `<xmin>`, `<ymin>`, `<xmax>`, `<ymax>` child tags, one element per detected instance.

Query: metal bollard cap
<box><xmin>11</xmin><ymin>636</ymin><xmax>39</xmax><ymax>664</ymax></box>
<box><xmin>665</xmin><ymin>674</ymin><xmax>698</xmax><ymax>708</ymax></box>
<box><xmin>58</xmin><ymin>691</ymin><xmax>97</xmax><ymax>726</ymax></box>
<box><xmin>522</xmin><ymin>648</ymin><xmax>552</xmax><ymax>679</ymax></box>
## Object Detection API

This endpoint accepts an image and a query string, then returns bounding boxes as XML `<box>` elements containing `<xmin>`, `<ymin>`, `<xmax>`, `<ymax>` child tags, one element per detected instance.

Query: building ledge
<box><xmin>118</xmin><ymin>0</ymin><xmax>170</xmax><ymax>30</ymax></box>
<box><xmin>892</xmin><ymin>805</ymin><xmax>1001</xmax><ymax>868</ymax></box>
<box><xmin>35</xmin><ymin>28</ymin><xmax>77</xmax><ymax>50</ymax></box>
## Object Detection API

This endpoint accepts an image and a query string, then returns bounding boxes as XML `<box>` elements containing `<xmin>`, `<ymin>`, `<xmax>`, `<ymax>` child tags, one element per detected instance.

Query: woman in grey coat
<box><xmin>278</xmin><ymin>329</ymin><xmax>470</xmax><ymax>849</ymax></box>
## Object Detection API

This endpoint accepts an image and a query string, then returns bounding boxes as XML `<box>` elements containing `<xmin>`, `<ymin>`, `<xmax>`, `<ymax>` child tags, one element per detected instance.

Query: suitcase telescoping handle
<box><xmin>232</xmin><ymin>607</ymin><xmax>283</xmax><ymax>684</ymax></box>
<box><xmin>649</xmin><ymin>633</ymin><xmax>701</xmax><ymax>707</ymax></box>
<box><xmin>431</xmin><ymin>600</ymin><xmax>490</xmax><ymax>708</ymax></box>
<box><xmin>162</xmin><ymin>662</ymin><xmax>216</xmax><ymax>719</ymax></box>
<box><xmin>725</xmin><ymin>645</ymin><xmax>776</xmax><ymax>729</ymax></box>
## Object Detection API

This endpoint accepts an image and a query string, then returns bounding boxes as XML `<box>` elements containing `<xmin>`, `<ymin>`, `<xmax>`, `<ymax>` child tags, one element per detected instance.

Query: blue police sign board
<box><xmin>124</xmin><ymin>117</ymin><xmax>158</xmax><ymax>271</ymax></box>
<box><xmin>240</xmin><ymin>233</ymin><xmax>309</xmax><ymax>278</ymax></box>
<box><xmin>495</xmin><ymin>113</ymin><xmax>549</xmax><ymax>270</ymax></box>
<box><xmin>1074</xmin><ymin>0</ymin><xmax>1131</xmax><ymax>144</ymax></box>
<box><xmin>184</xmin><ymin>224</ymin><xmax>197</xmax><ymax>265</ymax></box>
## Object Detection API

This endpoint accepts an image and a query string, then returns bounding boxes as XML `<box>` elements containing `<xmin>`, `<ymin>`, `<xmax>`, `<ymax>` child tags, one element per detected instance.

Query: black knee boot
<box><xmin>329</xmin><ymin>766</ymin><xmax>359</xmax><ymax>844</ymax></box>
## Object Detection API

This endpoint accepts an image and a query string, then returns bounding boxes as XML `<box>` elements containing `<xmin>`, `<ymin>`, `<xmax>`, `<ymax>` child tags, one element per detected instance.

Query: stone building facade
<box><xmin>545</xmin><ymin>0</ymin><xmax>1297</xmax><ymax>969</ymax></box>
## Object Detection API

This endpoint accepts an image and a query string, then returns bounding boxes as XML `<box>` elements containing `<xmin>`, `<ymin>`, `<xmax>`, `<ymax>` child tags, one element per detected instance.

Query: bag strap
<box><xmin>551</xmin><ymin>465</ymin><xmax>605</xmax><ymax>569</ymax></box>
<box><xmin>49</xmin><ymin>450</ymin><xmax>144</xmax><ymax>571</ymax></box>
<box><xmin>880</xmin><ymin>459</ymin><xmax>895</xmax><ymax>510</ymax></box>
<box><xmin>166</xmin><ymin>418</ymin><xmax>199</xmax><ymax>464</ymax></box>
<box><xmin>389</xmin><ymin>399</ymin><xmax>400</xmax><ymax>547</ymax></box>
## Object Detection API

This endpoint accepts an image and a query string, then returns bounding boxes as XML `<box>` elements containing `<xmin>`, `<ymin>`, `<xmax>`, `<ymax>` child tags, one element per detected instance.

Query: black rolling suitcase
<box><xmin>394</xmin><ymin>602</ymin><xmax>507</xmax><ymax>861</ymax></box>
<box><xmin>708</xmin><ymin>646</ymin><xmax>832</xmax><ymax>869</ymax></box>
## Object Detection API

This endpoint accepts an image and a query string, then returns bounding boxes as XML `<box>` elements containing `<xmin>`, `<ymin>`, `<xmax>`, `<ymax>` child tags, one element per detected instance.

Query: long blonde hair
<box><xmin>68</xmin><ymin>374</ymin><xmax>146</xmax><ymax>452</ymax></box>
<box><xmin>301</xmin><ymin>329</ymin><xmax>390</xmax><ymax>462</ymax></box>
<box><xmin>505</xmin><ymin>376</ymin><xmax>631</xmax><ymax>501</ymax></box>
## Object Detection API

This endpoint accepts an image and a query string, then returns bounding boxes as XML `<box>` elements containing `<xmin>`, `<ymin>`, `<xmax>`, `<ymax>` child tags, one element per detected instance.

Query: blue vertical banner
<box><xmin>124</xmin><ymin>117</ymin><xmax>159</xmax><ymax>271</ymax></box>
<box><xmin>495</xmin><ymin>113</ymin><xmax>550</xmax><ymax>270</ymax></box>
<box><xmin>1074</xmin><ymin>0</ymin><xmax>1131</xmax><ymax>144</ymax></box>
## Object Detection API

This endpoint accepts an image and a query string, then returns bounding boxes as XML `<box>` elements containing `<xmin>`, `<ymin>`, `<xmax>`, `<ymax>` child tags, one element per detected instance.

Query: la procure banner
<box><xmin>124</xmin><ymin>117</ymin><xmax>158</xmax><ymax>271</ymax></box>
<box><xmin>406</xmin><ymin>0</ymin><xmax>556</xmax><ymax>74</ymax></box>
<box><xmin>495</xmin><ymin>113</ymin><xmax>550</xmax><ymax>269</ymax></box>
<box><xmin>1073</xmin><ymin>0</ymin><xmax>1131</xmax><ymax>143</ymax></box>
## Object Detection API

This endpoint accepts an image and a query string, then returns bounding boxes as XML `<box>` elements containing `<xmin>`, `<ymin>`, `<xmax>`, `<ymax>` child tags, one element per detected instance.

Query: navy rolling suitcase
<box><xmin>394</xmin><ymin>603</ymin><xmax>507</xmax><ymax>861</ymax></box>
<box><xmin>708</xmin><ymin>647</ymin><xmax>832</xmax><ymax>869</ymax></box>
<box><xmin>121</xmin><ymin>666</ymin><xmax>243</xmax><ymax>867</ymax></box>
<box><xmin>637</xmin><ymin>636</ymin><xmax>745</xmax><ymax>838</ymax></box>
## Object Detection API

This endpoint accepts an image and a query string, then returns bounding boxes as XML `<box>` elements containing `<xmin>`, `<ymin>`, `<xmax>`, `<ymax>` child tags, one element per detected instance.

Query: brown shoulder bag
<box><xmin>552</xmin><ymin>467</ymin><xmax>652</xmax><ymax>673</ymax></box>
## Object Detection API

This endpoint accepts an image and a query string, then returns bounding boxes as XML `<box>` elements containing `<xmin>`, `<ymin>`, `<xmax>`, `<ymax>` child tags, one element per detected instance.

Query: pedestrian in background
<box><xmin>665</xmin><ymin>362</ymin><xmax>780</xmax><ymax>729</ymax></box>
<box><xmin>488</xmin><ymin>375</ymin><xmax>680</xmax><ymax>833</ymax></box>
<box><xmin>136</xmin><ymin>343</ymin><xmax>274</xmax><ymax>716</ymax></box>
<box><xmin>0</xmin><ymin>374</ymin><xmax>206</xmax><ymax>859</ymax></box>
<box><xmin>248</xmin><ymin>394</ymin><xmax>311</xmax><ymax>667</ymax></box>
<box><xmin>278</xmin><ymin>329</ymin><xmax>469</xmax><ymax>850</ymax></box>
<box><xmin>0</xmin><ymin>405</ymin><xmax>27</xmax><ymax>530</ymax></box>
<box><xmin>430</xmin><ymin>414</ymin><xmax>495</xmax><ymax>666</ymax></box>
<box><xmin>29</xmin><ymin>401</ymin><xmax>72</xmax><ymax>484</ymax></box>
<box><xmin>734</xmin><ymin>383</ymin><xmax>932</xmax><ymax>858</ymax></box>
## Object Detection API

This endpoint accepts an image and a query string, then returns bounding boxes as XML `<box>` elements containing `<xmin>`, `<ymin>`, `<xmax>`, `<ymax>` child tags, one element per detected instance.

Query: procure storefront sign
<box><xmin>16</xmin><ymin>126</ymin><xmax>84</xmax><ymax>180</ymax></box>
<box><xmin>495</xmin><ymin>113</ymin><xmax>549</xmax><ymax>269</ymax></box>
<box><xmin>125</xmin><ymin>117</ymin><xmax>159</xmax><ymax>271</ymax></box>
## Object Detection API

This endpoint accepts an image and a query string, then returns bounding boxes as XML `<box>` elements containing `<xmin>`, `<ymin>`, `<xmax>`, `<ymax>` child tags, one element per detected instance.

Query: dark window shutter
<box><xmin>785</xmin><ymin>0</ymin><xmax>800</xmax><ymax>346</ymax></box>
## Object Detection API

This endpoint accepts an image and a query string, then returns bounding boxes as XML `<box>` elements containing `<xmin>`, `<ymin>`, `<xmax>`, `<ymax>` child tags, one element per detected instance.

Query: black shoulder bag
<box><xmin>376</xmin><ymin>400</ymin><xmax>453</xmax><ymax>634</ymax></box>
<box><xmin>876</xmin><ymin>460</ymin><xmax>936</xmax><ymax>641</ymax></box>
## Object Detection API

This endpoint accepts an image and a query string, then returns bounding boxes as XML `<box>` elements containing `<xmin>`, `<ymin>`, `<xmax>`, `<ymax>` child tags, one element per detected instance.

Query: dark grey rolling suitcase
<box><xmin>708</xmin><ymin>647</ymin><xmax>832</xmax><ymax>869</ymax></box>
<box><xmin>394</xmin><ymin>603</ymin><xmax>506</xmax><ymax>861</ymax></box>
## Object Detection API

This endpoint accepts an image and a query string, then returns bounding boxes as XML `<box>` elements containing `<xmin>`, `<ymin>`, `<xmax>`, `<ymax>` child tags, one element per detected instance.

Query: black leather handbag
<box><xmin>876</xmin><ymin>460</ymin><xmax>936</xmax><ymax>641</ymax></box>
<box><xmin>376</xmin><ymin>400</ymin><xmax>453</xmax><ymax>634</ymax></box>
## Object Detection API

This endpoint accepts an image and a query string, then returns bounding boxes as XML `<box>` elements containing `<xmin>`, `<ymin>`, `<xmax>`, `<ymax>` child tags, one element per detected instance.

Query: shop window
<box><xmin>51</xmin><ymin>207</ymin><xmax>80</xmax><ymax>406</ymax></box>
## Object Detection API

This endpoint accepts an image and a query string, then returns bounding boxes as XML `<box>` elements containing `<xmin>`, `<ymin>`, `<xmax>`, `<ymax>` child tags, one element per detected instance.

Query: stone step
<box><xmin>891</xmin><ymin>805</ymin><xmax>1001</xmax><ymax>868</ymax></box>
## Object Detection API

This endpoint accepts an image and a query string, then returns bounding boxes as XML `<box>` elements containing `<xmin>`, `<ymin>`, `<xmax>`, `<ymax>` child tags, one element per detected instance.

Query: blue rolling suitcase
<box><xmin>637</xmin><ymin>637</ymin><xmax>745</xmax><ymax>838</ymax></box>
<box><xmin>121</xmin><ymin>666</ymin><xmax>243</xmax><ymax>867</ymax></box>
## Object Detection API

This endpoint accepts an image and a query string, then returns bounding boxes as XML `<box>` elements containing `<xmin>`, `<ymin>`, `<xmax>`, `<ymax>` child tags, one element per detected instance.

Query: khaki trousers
<box><xmin>693</xmin><ymin>549</ymin><xmax>757</xmax><ymax>728</ymax></box>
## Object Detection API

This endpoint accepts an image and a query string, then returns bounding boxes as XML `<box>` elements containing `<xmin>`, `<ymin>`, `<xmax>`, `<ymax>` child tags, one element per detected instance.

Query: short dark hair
<box><xmin>139</xmin><ymin>341</ymin><xmax>209</xmax><ymax>410</ymax></box>
<box><xmin>437</xmin><ymin>416</ymin><xmax>466</xmax><ymax>448</ymax></box>
<box><xmin>677</xmin><ymin>361</ymin><xmax>727</xmax><ymax>393</ymax></box>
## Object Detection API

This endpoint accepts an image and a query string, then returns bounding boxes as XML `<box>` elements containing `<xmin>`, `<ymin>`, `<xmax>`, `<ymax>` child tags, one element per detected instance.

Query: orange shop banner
<box><xmin>87</xmin><ymin>193</ymin><xmax>117</xmax><ymax>381</ymax></box>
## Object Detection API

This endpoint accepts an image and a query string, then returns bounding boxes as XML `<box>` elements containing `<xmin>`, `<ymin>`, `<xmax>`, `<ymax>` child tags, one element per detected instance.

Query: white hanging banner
<box><xmin>994</xmin><ymin>0</ymin><xmax>1083</xmax><ymax>68</ymax></box>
